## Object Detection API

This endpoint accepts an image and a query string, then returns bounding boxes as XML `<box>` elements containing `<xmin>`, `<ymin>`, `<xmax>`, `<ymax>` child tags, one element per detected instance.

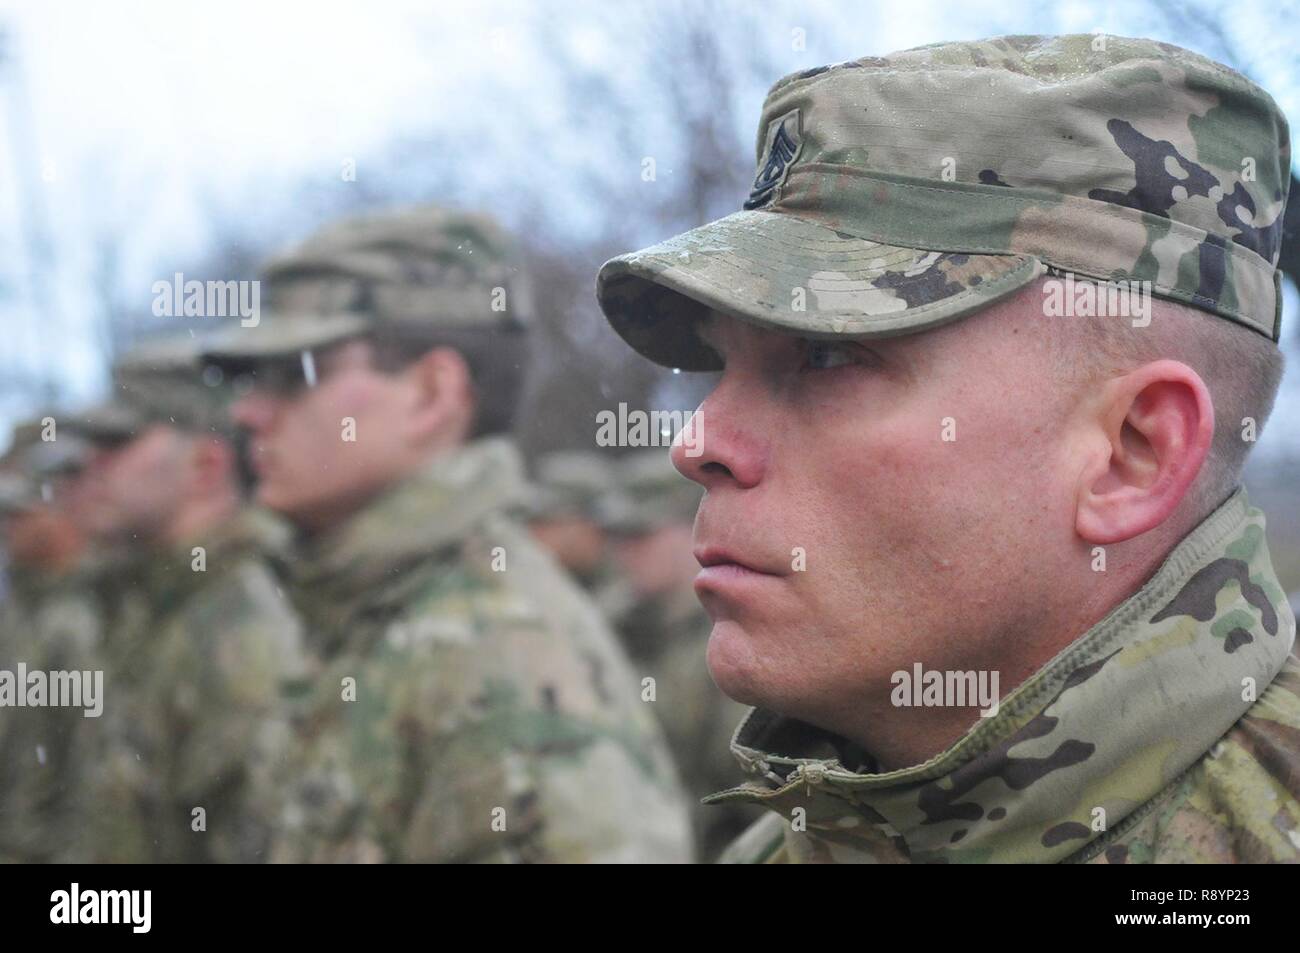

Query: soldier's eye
<box><xmin>803</xmin><ymin>341</ymin><xmax>857</xmax><ymax>371</ymax></box>
<box><xmin>231</xmin><ymin>373</ymin><xmax>256</xmax><ymax>397</ymax></box>
<box><xmin>262</xmin><ymin>363</ymin><xmax>309</xmax><ymax>395</ymax></box>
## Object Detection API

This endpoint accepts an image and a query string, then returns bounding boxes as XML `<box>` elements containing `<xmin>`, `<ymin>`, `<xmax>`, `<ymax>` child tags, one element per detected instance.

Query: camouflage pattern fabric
<box><xmin>265</xmin><ymin>437</ymin><xmax>692</xmax><ymax>862</ymax></box>
<box><xmin>70</xmin><ymin>336</ymin><xmax>239</xmax><ymax>442</ymax></box>
<box><xmin>597</xmin><ymin>34</ymin><xmax>1291</xmax><ymax>370</ymax></box>
<box><xmin>0</xmin><ymin>415</ymin><xmax>91</xmax><ymax>537</ymax></box>
<box><xmin>713</xmin><ymin>489</ymin><xmax>1300</xmax><ymax>863</ymax></box>
<box><xmin>524</xmin><ymin>452</ymin><xmax>618</xmax><ymax>596</ymax></box>
<box><xmin>81</xmin><ymin>508</ymin><xmax>305</xmax><ymax>862</ymax></box>
<box><xmin>0</xmin><ymin>422</ymin><xmax>98</xmax><ymax>862</ymax></box>
<box><xmin>0</xmin><ymin>471</ymin><xmax>31</xmax><ymax>515</ymax></box>
<box><xmin>0</xmin><ymin>565</ymin><xmax>102</xmax><ymax>862</ymax></box>
<box><xmin>203</xmin><ymin>205</ymin><xmax>532</xmax><ymax>359</ymax></box>
<box><xmin>526</xmin><ymin>451</ymin><xmax>614</xmax><ymax>523</ymax></box>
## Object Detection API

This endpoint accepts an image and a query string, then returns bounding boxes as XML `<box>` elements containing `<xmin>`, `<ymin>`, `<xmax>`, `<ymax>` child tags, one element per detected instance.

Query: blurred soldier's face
<box><xmin>79</xmin><ymin>425</ymin><xmax>191</xmax><ymax>542</ymax></box>
<box><xmin>612</xmin><ymin>522</ymin><xmax>697</xmax><ymax>597</ymax></box>
<box><xmin>229</xmin><ymin>339</ymin><xmax>436</xmax><ymax>533</ymax></box>
<box><xmin>3</xmin><ymin>503</ymin><xmax>84</xmax><ymax>568</ymax></box>
<box><xmin>672</xmin><ymin>295</ymin><xmax>1086</xmax><ymax>733</ymax></box>
<box><xmin>530</xmin><ymin>516</ymin><xmax>606</xmax><ymax>577</ymax></box>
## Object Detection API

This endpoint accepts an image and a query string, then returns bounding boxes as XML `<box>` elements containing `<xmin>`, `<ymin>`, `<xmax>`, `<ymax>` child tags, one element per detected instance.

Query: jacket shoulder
<box><xmin>1099</xmin><ymin>655</ymin><xmax>1300</xmax><ymax>863</ymax></box>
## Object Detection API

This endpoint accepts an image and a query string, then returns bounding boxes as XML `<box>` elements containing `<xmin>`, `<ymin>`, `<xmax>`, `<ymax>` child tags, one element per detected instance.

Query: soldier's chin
<box><xmin>254</xmin><ymin>481</ymin><xmax>309</xmax><ymax>521</ymax></box>
<box><xmin>705</xmin><ymin>619</ymin><xmax>765</xmax><ymax>707</ymax></box>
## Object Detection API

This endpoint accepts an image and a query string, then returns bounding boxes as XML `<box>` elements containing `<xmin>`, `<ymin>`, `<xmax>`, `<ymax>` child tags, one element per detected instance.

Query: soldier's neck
<box><xmin>156</xmin><ymin>487</ymin><xmax>242</xmax><ymax>550</ymax></box>
<box><xmin>290</xmin><ymin>441</ymin><xmax>465</xmax><ymax>541</ymax></box>
<box><xmin>841</xmin><ymin>538</ymin><xmax>1178</xmax><ymax>772</ymax></box>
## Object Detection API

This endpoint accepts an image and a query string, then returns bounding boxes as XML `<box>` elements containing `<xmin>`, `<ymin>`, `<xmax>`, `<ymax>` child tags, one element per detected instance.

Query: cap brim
<box><xmin>597</xmin><ymin>210</ymin><xmax>1045</xmax><ymax>370</ymax></box>
<box><xmin>66</xmin><ymin>403</ymin><xmax>143</xmax><ymax>443</ymax></box>
<box><xmin>200</xmin><ymin>313</ymin><xmax>370</xmax><ymax>361</ymax></box>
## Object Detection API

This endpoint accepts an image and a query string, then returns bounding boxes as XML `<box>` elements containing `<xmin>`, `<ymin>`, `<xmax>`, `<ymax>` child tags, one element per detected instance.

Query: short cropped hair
<box><xmin>1042</xmin><ymin>276</ymin><xmax>1285</xmax><ymax>518</ymax></box>
<box><xmin>367</xmin><ymin>324</ymin><xmax>529</xmax><ymax>439</ymax></box>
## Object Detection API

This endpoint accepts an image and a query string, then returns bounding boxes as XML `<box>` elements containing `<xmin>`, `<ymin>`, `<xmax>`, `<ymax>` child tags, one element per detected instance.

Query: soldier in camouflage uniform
<box><xmin>526</xmin><ymin>451</ymin><xmax>615</xmax><ymax>591</ymax></box>
<box><xmin>0</xmin><ymin>423</ymin><xmax>101</xmax><ymax>862</ymax></box>
<box><xmin>68</xmin><ymin>339</ymin><xmax>305</xmax><ymax>862</ymax></box>
<box><xmin>203</xmin><ymin>206</ymin><xmax>691</xmax><ymax>862</ymax></box>
<box><xmin>596</xmin><ymin>35</ymin><xmax>1300</xmax><ymax>862</ymax></box>
<box><xmin>0</xmin><ymin>420</ymin><xmax>93</xmax><ymax>641</ymax></box>
<box><xmin>596</xmin><ymin>450</ymin><xmax>761</xmax><ymax>861</ymax></box>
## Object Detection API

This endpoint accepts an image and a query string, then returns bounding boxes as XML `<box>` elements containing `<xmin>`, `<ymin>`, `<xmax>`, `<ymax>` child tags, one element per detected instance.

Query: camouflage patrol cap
<box><xmin>1</xmin><ymin>417</ymin><xmax>91</xmax><ymax>477</ymax></box>
<box><xmin>1</xmin><ymin>450</ymin><xmax>38</xmax><ymax>518</ymax></box>
<box><xmin>0</xmin><ymin>471</ymin><xmax>32</xmax><ymax>515</ymax></box>
<box><xmin>70</xmin><ymin>336</ymin><xmax>236</xmax><ymax>442</ymax></box>
<box><xmin>526</xmin><ymin>451</ymin><xmax>615</xmax><ymax>521</ymax></box>
<box><xmin>597</xmin><ymin>450</ymin><xmax>702</xmax><ymax>534</ymax></box>
<box><xmin>203</xmin><ymin>205</ymin><xmax>532</xmax><ymax>359</ymax></box>
<box><xmin>597</xmin><ymin>34</ymin><xmax>1292</xmax><ymax>370</ymax></box>
<box><xmin>0</xmin><ymin>417</ymin><xmax>91</xmax><ymax>512</ymax></box>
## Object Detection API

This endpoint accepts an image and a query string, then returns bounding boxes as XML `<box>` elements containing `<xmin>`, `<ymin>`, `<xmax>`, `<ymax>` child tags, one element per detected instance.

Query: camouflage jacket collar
<box><xmin>288</xmin><ymin>437</ymin><xmax>528</xmax><ymax>609</ymax></box>
<box><xmin>6</xmin><ymin>564</ymin><xmax>81</xmax><ymax>603</ymax></box>
<box><xmin>706</xmin><ymin>489</ymin><xmax>1297</xmax><ymax>862</ymax></box>
<box><xmin>133</xmin><ymin>506</ymin><xmax>272</xmax><ymax>610</ymax></box>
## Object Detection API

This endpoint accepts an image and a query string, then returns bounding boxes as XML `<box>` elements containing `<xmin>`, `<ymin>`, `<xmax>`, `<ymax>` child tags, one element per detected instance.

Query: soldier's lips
<box><xmin>694</xmin><ymin>546</ymin><xmax>782</xmax><ymax>599</ymax></box>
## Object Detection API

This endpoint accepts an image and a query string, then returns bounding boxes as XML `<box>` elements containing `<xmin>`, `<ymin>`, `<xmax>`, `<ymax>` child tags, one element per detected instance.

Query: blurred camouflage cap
<box><xmin>0</xmin><ymin>416</ymin><xmax>90</xmax><ymax>511</ymax></box>
<box><xmin>203</xmin><ymin>205</ymin><xmax>532</xmax><ymax>359</ymax></box>
<box><xmin>597</xmin><ymin>34</ymin><xmax>1292</xmax><ymax>370</ymax></box>
<box><xmin>597</xmin><ymin>450</ymin><xmax>702</xmax><ymax>534</ymax></box>
<box><xmin>2</xmin><ymin>417</ymin><xmax>91</xmax><ymax>475</ymax></box>
<box><xmin>526</xmin><ymin>451</ymin><xmax>615</xmax><ymax>521</ymax></box>
<box><xmin>0</xmin><ymin>471</ymin><xmax>32</xmax><ymax>514</ymax></box>
<box><xmin>70</xmin><ymin>336</ymin><xmax>236</xmax><ymax>442</ymax></box>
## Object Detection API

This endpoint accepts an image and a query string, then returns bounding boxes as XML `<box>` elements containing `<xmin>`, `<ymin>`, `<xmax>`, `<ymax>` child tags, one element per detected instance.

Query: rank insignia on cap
<box><xmin>744</xmin><ymin>108</ymin><xmax>802</xmax><ymax>210</ymax></box>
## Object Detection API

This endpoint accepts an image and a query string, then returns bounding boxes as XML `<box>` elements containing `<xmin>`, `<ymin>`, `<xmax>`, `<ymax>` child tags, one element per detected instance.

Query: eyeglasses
<box><xmin>227</xmin><ymin>362</ymin><xmax>305</xmax><ymax>398</ymax></box>
<box><xmin>223</xmin><ymin>348</ymin><xmax>336</xmax><ymax>399</ymax></box>
<box><xmin>216</xmin><ymin>339</ymin><xmax>377</xmax><ymax>399</ymax></box>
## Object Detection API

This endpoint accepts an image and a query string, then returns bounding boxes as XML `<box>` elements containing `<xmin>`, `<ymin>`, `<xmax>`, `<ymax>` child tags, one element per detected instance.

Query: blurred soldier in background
<box><xmin>526</xmin><ymin>450</ymin><xmax>614</xmax><ymax>590</ymax></box>
<box><xmin>0</xmin><ymin>422</ymin><xmax>99</xmax><ymax>862</ymax></box>
<box><xmin>0</xmin><ymin>420</ymin><xmax>91</xmax><ymax>617</ymax></box>
<box><xmin>204</xmin><ymin>206</ymin><xmax>691</xmax><ymax>862</ymax></box>
<box><xmin>66</xmin><ymin>339</ymin><xmax>306</xmax><ymax>862</ymax></box>
<box><xmin>596</xmin><ymin>450</ymin><xmax>760</xmax><ymax>860</ymax></box>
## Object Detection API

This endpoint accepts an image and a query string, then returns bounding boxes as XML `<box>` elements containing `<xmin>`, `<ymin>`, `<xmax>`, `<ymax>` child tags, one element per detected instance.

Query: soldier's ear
<box><xmin>1074</xmin><ymin>360</ymin><xmax>1214</xmax><ymax>545</ymax></box>
<box><xmin>406</xmin><ymin>347</ymin><xmax>474</xmax><ymax>445</ymax></box>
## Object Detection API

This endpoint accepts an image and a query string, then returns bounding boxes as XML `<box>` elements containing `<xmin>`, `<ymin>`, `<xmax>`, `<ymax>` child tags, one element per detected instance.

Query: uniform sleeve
<box><xmin>159</xmin><ymin>562</ymin><xmax>305</xmax><ymax>862</ymax></box>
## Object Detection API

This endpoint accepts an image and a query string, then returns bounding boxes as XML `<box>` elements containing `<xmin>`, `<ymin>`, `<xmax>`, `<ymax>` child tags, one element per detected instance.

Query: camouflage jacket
<box><xmin>715</xmin><ymin>489</ymin><xmax>1300</xmax><ymax>863</ymax></box>
<box><xmin>0</xmin><ymin>563</ymin><xmax>101</xmax><ymax>669</ymax></box>
<box><xmin>268</xmin><ymin>437</ymin><xmax>692</xmax><ymax>863</ymax></box>
<box><xmin>0</xmin><ymin>564</ymin><xmax>102</xmax><ymax>862</ymax></box>
<box><xmin>83</xmin><ymin>508</ymin><xmax>305</xmax><ymax>863</ymax></box>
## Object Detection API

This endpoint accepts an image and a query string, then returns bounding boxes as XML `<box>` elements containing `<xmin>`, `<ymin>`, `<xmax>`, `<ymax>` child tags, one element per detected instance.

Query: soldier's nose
<box><xmin>671</xmin><ymin>388</ymin><xmax>765</xmax><ymax>491</ymax></box>
<box><xmin>231</xmin><ymin>392</ymin><xmax>277</xmax><ymax>432</ymax></box>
